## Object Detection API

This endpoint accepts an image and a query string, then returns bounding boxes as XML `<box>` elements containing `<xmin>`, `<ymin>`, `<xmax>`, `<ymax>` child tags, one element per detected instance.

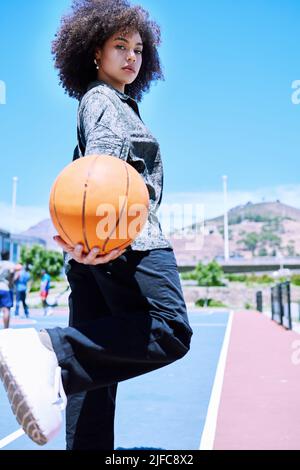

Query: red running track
<box><xmin>214</xmin><ymin>310</ymin><xmax>300</xmax><ymax>450</ymax></box>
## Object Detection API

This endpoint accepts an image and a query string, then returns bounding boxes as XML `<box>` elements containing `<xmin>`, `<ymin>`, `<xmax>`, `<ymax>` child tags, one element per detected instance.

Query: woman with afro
<box><xmin>0</xmin><ymin>0</ymin><xmax>193</xmax><ymax>450</ymax></box>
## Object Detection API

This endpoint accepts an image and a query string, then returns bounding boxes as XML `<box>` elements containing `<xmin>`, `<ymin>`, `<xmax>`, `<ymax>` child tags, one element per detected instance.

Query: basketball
<box><xmin>49</xmin><ymin>154</ymin><xmax>150</xmax><ymax>254</ymax></box>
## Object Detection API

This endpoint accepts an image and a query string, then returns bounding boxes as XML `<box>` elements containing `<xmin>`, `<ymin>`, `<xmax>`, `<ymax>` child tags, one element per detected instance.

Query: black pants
<box><xmin>47</xmin><ymin>248</ymin><xmax>193</xmax><ymax>450</ymax></box>
<box><xmin>15</xmin><ymin>291</ymin><xmax>29</xmax><ymax>316</ymax></box>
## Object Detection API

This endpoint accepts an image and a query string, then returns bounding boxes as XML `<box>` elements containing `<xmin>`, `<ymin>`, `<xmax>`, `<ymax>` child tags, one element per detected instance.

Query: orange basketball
<box><xmin>49</xmin><ymin>154</ymin><xmax>150</xmax><ymax>254</ymax></box>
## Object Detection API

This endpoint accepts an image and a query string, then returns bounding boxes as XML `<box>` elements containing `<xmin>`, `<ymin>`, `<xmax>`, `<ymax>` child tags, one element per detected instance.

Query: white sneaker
<box><xmin>46</xmin><ymin>307</ymin><xmax>53</xmax><ymax>317</ymax></box>
<box><xmin>0</xmin><ymin>328</ymin><xmax>67</xmax><ymax>445</ymax></box>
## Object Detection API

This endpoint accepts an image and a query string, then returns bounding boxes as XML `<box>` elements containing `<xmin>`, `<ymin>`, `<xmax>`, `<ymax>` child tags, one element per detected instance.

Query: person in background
<box><xmin>40</xmin><ymin>269</ymin><xmax>51</xmax><ymax>316</ymax></box>
<box><xmin>14</xmin><ymin>265</ymin><xmax>31</xmax><ymax>318</ymax></box>
<box><xmin>0</xmin><ymin>251</ymin><xmax>21</xmax><ymax>329</ymax></box>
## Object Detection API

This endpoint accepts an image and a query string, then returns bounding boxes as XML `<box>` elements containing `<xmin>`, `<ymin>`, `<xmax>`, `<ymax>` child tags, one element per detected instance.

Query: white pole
<box><xmin>11</xmin><ymin>176</ymin><xmax>18</xmax><ymax>234</ymax></box>
<box><xmin>222</xmin><ymin>175</ymin><xmax>230</xmax><ymax>261</ymax></box>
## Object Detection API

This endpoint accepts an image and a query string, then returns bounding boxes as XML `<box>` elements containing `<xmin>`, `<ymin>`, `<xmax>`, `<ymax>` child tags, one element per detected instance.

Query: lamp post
<box><xmin>222</xmin><ymin>175</ymin><xmax>229</xmax><ymax>261</ymax></box>
<box><xmin>9</xmin><ymin>176</ymin><xmax>18</xmax><ymax>261</ymax></box>
<box><xmin>11</xmin><ymin>176</ymin><xmax>18</xmax><ymax>234</ymax></box>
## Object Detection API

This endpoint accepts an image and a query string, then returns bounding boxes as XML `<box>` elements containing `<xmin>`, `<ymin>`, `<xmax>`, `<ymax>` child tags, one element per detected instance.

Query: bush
<box><xmin>244</xmin><ymin>302</ymin><xmax>253</xmax><ymax>310</ymax></box>
<box><xmin>291</xmin><ymin>275</ymin><xmax>300</xmax><ymax>286</ymax></box>
<box><xmin>225</xmin><ymin>273</ymin><xmax>273</xmax><ymax>284</ymax></box>
<box><xmin>193</xmin><ymin>260</ymin><xmax>225</xmax><ymax>287</ymax></box>
<box><xmin>208</xmin><ymin>299</ymin><xmax>228</xmax><ymax>307</ymax></box>
<box><xmin>225</xmin><ymin>273</ymin><xmax>247</xmax><ymax>282</ymax></box>
<box><xmin>195</xmin><ymin>298</ymin><xmax>211</xmax><ymax>307</ymax></box>
<box><xmin>195</xmin><ymin>298</ymin><xmax>228</xmax><ymax>308</ymax></box>
<box><xmin>181</xmin><ymin>271</ymin><xmax>198</xmax><ymax>281</ymax></box>
<box><xmin>247</xmin><ymin>274</ymin><xmax>274</xmax><ymax>284</ymax></box>
<box><xmin>258</xmin><ymin>248</ymin><xmax>268</xmax><ymax>257</ymax></box>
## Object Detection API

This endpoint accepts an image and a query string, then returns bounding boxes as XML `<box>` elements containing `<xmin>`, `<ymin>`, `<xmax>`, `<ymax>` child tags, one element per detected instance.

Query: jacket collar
<box><xmin>86</xmin><ymin>79</ymin><xmax>142</xmax><ymax>121</ymax></box>
<box><xmin>87</xmin><ymin>80</ymin><xmax>132</xmax><ymax>101</ymax></box>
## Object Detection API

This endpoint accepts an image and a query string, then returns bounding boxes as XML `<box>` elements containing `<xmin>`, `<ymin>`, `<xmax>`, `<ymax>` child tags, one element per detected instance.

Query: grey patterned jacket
<box><xmin>64</xmin><ymin>79</ymin><xmax>172</xmax><ymax>269</ymax></box>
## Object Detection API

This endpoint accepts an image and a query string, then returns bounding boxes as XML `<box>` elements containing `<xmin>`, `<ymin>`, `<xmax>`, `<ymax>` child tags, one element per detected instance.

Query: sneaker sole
<box><xmin>0</xmin><ymin>349</ymin><xmax>48</xmax><ymax>446</ymax></box>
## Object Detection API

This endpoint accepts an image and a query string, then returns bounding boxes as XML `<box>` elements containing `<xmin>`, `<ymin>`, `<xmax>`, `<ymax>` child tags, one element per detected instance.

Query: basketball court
<box><xmin>0</xmin><ymin>308</ymin><xmax>299</xmax><ymax>450</ymax></box>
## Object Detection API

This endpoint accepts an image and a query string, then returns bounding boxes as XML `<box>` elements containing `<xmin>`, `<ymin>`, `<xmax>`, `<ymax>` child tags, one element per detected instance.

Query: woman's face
<box><xmin>95</xmin><ymin>30</ymin><xmax>143</xmax><ymax>93</ymax></box>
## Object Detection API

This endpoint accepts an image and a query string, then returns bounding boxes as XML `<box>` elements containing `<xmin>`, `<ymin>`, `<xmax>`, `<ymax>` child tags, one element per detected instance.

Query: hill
<box><xmin>21</xmin><ymin>201</ymin><xmax>300</xmax><ymax>264</ymax></box>
<box><xmin>21</xmin><ymin>219</ymin><xmax>58</xmax><ymax>251</ymax></box>
<box><xmin>168</xmin><ymin>200</ymin><xmax>300</xmax><ymax>264</ymax></box>
<box><xmin>210</xmin><ymin>200</ymin><xmax>300</xmax><ymax>225</ymax></box>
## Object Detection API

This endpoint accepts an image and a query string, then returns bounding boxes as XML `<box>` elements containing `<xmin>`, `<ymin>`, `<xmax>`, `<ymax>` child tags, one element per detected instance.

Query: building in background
<box><xmin>0</xmin><ymin>228</ymin><xmax>10</xmax><ymax>255</ymax></box>
<box><xmin>0</xmin><ymin>228</ymin><xmax>46</xmax><ymax>262</ymax></box>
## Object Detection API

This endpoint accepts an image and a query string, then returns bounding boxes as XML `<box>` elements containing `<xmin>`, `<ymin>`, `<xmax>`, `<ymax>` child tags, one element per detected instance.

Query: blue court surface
<box><xmin>0</xmin><ymin>310</ymin><xmax>229</xmax><ymax>450</ymax></box>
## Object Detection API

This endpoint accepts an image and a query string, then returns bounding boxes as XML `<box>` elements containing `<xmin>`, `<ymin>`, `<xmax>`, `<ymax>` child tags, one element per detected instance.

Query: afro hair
<box><xmin>51</xmin><ymin>0</ymin><xmax>164</xmax><ymax>102</ymax></box>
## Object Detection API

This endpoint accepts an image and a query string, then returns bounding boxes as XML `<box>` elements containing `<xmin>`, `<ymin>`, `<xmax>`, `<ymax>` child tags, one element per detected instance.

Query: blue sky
<box><xmin>0</xmin><ymin>0</ymin><xmax>300</xmax><ymax>231</ymax></box>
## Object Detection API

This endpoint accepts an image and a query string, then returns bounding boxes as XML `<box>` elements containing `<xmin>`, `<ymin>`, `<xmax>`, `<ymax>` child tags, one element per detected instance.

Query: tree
<box><xmin>20</xmin><ymin>245</ymin><xmax>64</xmax><ymax>283</ymax></box>
<box><xmin>238</xmin><ymin>232</ymin><xmax>260</xmax><ymax>256</ymax></box>
<box><xmin>191</xmin><ymin>260</ymin><xmax>225</xmax><ymax>307</ymax></box>
<box><xmin>193</xmin><ymin>260</ymin><xmax>225</xmax><ymax>287</ymax></box>
<box><xmin>258</xmin><ymin>247</ymin><xmax>268</xmax><ymax>257</ymax></box>
<box><xmin>218</xmin><ymin>226</ymin><xmax>233</xmax><ymax>240</ymax></box>
<box><xmin>260</xmin><ymin>232</ymin><xmax>281</xmax><ymax>250</ymax></box>
<box><xmin>286</xmin><ymin>242</ymin><xmax>296</xmax><ymax>257</ymax></box>
<box><xmin>262</xmin><ymin>217</ymin><xmax>284</xmax><ymax>234</ymax></box>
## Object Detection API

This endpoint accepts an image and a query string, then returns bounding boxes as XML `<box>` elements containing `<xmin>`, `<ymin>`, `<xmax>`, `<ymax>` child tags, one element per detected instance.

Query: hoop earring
<box><xmin>94</xmin><ymin>59</ymin><xmax>99</xmax><ymax>70</ymax></box>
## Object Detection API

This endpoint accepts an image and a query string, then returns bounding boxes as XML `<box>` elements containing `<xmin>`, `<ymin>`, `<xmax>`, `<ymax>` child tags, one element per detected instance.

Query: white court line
<box><xmin>0</xmin><ymin>428</ymin><xmax>25</xmax><ymax>449</ymax></box>
<box><xmin>190</xmin><ymin>323</ymin><xmax>227</xmax><ymax>327</ymax></box>
<box><xmin>199</xmin><ymin>310</ymin><xmax>234</xmax><ymax>450</ymax></box>
<box><xmin>188</xmin><ymin>310</ymin><xmax>228</xmax><ymax>316</ymax></box>
<box><xmin>0</xmin><ymin>318</ymin><xmax>229</xmax><ymax>450</ymax></box>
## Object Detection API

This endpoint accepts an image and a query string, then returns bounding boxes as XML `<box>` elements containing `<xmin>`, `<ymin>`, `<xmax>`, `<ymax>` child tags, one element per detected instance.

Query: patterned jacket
<box><xmin>64</xmin><ymin>79</ymin><xmax>172</xmax><ymax>269</ymax></box>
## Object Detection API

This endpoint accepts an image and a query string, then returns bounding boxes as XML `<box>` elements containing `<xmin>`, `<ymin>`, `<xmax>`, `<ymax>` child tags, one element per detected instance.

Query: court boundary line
<box><xmin>0</xmin><ymin>428</ymin><xmax>25</xmax><ymax>449</ymax></box>
<box><xmin>199</xmin><ymin>310</ymin><xmax>234</xmax><ymax>450</ymax></box>
<box><xmin>190</xmin><ymin>323</ymin><xmax>227</xmax><ymax>327</ymax></box>
<box><xmin>0</xmin><ymin>315</ymin><xmax>230</xmax><ymax>449</ymax></box>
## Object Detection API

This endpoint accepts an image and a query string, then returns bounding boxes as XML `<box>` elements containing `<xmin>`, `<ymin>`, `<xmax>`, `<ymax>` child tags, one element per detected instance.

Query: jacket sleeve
<box><xmin>79</xmin><ymin>91</ymin><xmax>130</xmax><ymax>160</ymax></box>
